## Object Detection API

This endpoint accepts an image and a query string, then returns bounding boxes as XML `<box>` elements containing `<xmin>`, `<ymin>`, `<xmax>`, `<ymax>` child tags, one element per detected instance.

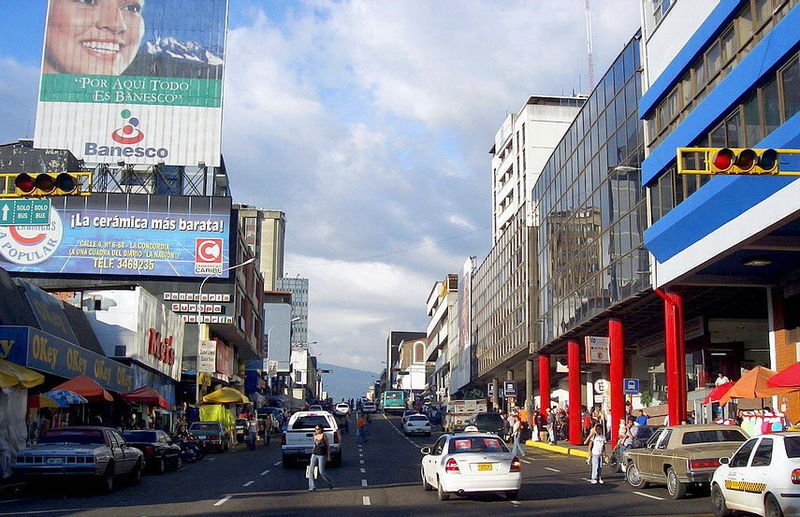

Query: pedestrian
<box><xmin>356</xmin><ymin>413</ymin><xmax>367</xmax><ymax>443</ymax></box>
<box><xmin>585</xmin><ymin>424</ymin><xmax>606</xmax><ymax>484</ymax></box>
<box><xmin>308</xmin><ymin>425</ymin><xmax>335</xmax><ymax>491</ymax></box>
<box><xmin>246</xmin><ymin>417</ymin><xmax>257</xmax><ymax>450</ymax></box>
<box><xmin>511</xmin><ymin>415</ymin><xmax>526</xmax><ymax>457</ymax></box>
<box><xmin>635</xmin><ymin>409</ymin><xmax>648</xmax><ymax>426</ymax></box>
<box><xmin>547</xmin><ymin>407</ymin><xmax>557</xmax><ymax>444</ymax></box>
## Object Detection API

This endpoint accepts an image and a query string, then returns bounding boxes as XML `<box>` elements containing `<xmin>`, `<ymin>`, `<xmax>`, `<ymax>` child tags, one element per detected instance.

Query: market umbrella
<box><xmin>53</xmin><ymin>375</ymin><xmax>113</xmax><ymax>402</ymax></box>
<box><xmin>121</xmin><ymin>386</ymin><xmax>170</xmax><ymax>409</ymax></box>
<box><xmin>28</xmin><ymin>393</ymin><xmax>66</xmax><ymax>409</ymax></box>
<box><xmin>702</xmin><ymin>381</ymin><xmax>736</xmax><ymax>404</ymax></box>
<box><xmin>0</xmin><ymin>359</ymin><xmax>44</xmax><ymax>389</ymax></box>
<box><xmin>767</xmin><ymin>361</ymin><xmax>800</xmax><ymax>389</ymax></box>
<box><xmin>719</xmin><ymin>366</ymin><xmax>795</xmax><ymax>405</ymax></box>
<box><xmin>202</xmin><ymin>386</ymin><xmax>249</xmax><ymax>404</ymax></box>
<box><xmin>43</xmin><ymin>389</ymin><xmax>89</xmax><ymax>406</ymax></box>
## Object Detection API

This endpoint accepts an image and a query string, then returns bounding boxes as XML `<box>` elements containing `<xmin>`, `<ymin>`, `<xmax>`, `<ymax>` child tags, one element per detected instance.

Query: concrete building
<box><xmin>638</xmin><ymin>0</ymin><xmax>800</xmax><ymax>424</ymax></box>
<box><xmin>425</xmin><ymin>275</ymin><xmax>458</xmax><ymax>403</ymax></box>
<box><xmin>237</xmin><ymin>206</ymin><xmax>286</xmax><ymax>291</ymax></box>
<box><xmin>397</xmin><ymin>337</ymin><xmax>429</xmax><ymax>393</ymax></box>
<box><xmin>384</xmin><ymin>331</ymin><xmax>426</xmax><ymax>391</ymax></box>
<box><xmin>276</xmin><ymin>277</ymin><xmax>309</xmax><ymax>348</ymax></box>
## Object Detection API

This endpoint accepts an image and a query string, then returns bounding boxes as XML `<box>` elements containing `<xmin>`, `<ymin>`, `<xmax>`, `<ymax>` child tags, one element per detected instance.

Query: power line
<box><xmin>286</xmin><ymin>225</ymin><xmax>490</xmax><ymax>268</ymax></box>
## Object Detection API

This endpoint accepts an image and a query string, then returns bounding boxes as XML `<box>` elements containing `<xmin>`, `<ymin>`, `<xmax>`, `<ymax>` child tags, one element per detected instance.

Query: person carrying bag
<box><xmin>307</xmin><ymin>425</ymin><xmax>335</xmax><ymax>491</ymax></box>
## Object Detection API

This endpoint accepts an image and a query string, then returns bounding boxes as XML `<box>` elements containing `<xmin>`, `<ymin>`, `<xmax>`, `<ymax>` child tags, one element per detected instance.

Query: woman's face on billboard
<box><xmin>44</xmin><ymin>0</ymin><xmax>145</xmax><ymax>75</ymax></box>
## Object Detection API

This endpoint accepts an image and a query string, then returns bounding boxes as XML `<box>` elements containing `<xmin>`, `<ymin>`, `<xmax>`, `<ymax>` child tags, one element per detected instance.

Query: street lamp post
<box><xmin>195</xmin><ymin>256</ymin><xmax>256</xmax><ymax>404</ymax></box>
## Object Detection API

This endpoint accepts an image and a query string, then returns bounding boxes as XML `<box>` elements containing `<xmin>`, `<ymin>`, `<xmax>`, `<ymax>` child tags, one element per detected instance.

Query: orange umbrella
<box><xmin>53</xmin><ymin>375</ymin><xmax>114</xmax><ymax>403</ymax></box>
<box><xmin>718</xmin><ymin>366</ymin><xmax>795</xmax><ymax>405</ymax></box>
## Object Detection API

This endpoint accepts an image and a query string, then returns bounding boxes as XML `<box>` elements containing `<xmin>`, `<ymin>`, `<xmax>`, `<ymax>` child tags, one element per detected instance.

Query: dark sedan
<box><xmin>122</xmin><ymin>430</ymin><xmax>181</xmax><ymax>474</ymax></box>
<box><xmin>470</xmin><ymin>412</ymin><xmax>506</xmax><ymax>436</ymax></box>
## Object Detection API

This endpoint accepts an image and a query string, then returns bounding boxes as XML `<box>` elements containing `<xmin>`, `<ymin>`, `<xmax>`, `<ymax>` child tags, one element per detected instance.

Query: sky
<box><xmin>0</xmin><ymin>0</ymin><xmax>641</xmax><ymax>376</ymax></box>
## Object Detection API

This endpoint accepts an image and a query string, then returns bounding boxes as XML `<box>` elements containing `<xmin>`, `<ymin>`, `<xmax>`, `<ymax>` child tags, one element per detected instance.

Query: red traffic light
<box><xmin>712</xmin><ymin>148</ymin><xmax>735</xmax><ymax>171</ymax></box>
<box><xmin>14</xmin><ymin>173</ymin><xmax>35</xmax><ymax>194</ymax></box>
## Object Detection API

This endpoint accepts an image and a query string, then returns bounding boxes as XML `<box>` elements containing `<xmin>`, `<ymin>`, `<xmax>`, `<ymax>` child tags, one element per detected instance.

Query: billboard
<box><xmin>34</xmin><ymin>0</ymin><xmax>229</xmax><ymax>167</ymax></box>
<box><xmin>450</xmin><ymin>256</ymin><xmax>475</xmax><ymax>394</ymax></box>
<box><xmin>0</xmin><ymin>194</ymin><xmax>230</xmax><ymax>278</ymax></box>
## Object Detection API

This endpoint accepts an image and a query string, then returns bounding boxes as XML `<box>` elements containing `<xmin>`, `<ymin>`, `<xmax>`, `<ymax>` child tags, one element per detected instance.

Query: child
<box><xmin>585</xmin><ymin>424</ymin><xmax>606</xmax><ymax>484</ymax></box>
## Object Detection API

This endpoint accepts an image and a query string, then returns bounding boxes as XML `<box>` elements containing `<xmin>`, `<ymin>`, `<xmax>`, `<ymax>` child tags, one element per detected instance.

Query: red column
<box><xmin>538</xmin><ymin>354</ymin><xmax>550</xmax><ymax>417</ymax></box>
<box><xmin>567</xmin><ymin>340</ymin><xmax>582</xmax><ymax>445</ymax></box>
<box><xmin>609</xmin><ymin>319</ymin><xmax>624</xmax><ymax>444</ymax></box>
<box><xmin>662</xmin><ymin>288</ymin><xmax>686</xmax><ymax>425</ymax></box>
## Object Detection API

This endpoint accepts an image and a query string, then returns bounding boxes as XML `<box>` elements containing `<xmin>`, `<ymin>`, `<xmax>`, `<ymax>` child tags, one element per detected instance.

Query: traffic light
<box><xmin>709</xmin><ymin>148</ymin><xmax>779</xmax><ymax>175</ymax></box>
<box><xmin>14</xmin><ymin>173</ymin><xmax>82</xmax><ymax>196</ymax></box>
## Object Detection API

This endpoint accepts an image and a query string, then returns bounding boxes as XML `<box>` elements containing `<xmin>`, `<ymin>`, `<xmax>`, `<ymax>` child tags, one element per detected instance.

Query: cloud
<box><xmin>0</xmin><ymin>58</ymin><xmax>40</xmax><ymax>143</ymax></box>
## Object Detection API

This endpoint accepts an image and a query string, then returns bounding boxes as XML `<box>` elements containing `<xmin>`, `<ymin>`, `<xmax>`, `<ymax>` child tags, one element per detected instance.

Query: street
<box><xmin>0</xmin><ymin>415</ymin><xmax>716</xmax><ymax>517</ymax></box>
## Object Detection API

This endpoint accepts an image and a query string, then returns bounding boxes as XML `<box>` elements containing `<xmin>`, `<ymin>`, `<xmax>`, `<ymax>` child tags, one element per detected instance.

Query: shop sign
<box><xmin>504</xmin><ymin>380</ymin><xmax>517</xmax><ymax>397</ymax></box>
<box><xmin>0</xmin><ymin>325</ymin><xmax>134</xmax><ymax>392</ymax></box>
<box><xmin>147</xmin><ymin>328</ymin><xmax>175</xmax><ymax>366</ymax></box>
<box><xmin>216</xmin><ymin>341</ymin><xmax>233</xmax><ymax>376</ymax></box>
<box><xmin>584</xmin><ymin>336</ymin><xmax>610</xmax><ymax>364</ymax></box>
<box><xmin>198</xmin><ymin>340</ymin><xmax>217</xmax><ymax>373</ymax></box>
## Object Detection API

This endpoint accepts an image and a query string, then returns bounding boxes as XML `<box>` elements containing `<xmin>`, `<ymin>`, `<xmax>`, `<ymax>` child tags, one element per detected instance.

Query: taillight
<box><xmin>792</xmin><ymin>469</ymin><xmax>800</xmax><ymax>484</ymax></box>
<box><xmin>280</xmin><ymin>432</ymin><xmax>286</xmax><ymax>446</ymax></box>
<box><xmin>144</xmin><ymin>446</ymin><xmax>154</xmax><ymax>455</ymax></box>
<box><xmin>209</xmin><ymin>435</ymin><xmax>219</xmax><ymax>440</ymax></box>
<box><xmin>333</xmin><ymin>431</ymin><xmax>340</xmax><ymax>444</ymax></box>
<box><xmin>689</xmin><ymin>458</ymin><xmax>720</xmax><ymax>470</ymax></box>
<box><xmin>510</xmin><ymin>457</ymin><xmax>522</xmax><ymax>472</ymax></box>
<box><xmin>445</xmin><ymin>458</ymin><xmax>460</xmax><ymax>473</ymax></box>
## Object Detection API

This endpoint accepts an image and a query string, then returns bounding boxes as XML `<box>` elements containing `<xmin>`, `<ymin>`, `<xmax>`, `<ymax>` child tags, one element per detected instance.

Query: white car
<box><xmin>362</xmin><ymin>401</ymin><xmax>377</xmax><ymax>414</ymax></box>
<box><xmin>335</xmin><ymin>403</ymin><xmax>350</xmax><ymax>416</ymax></box>
<box><xmin>420</xmin><ymin>432</ymin><xmax>522</xmax><ymax>501</ymax></box>
<box><xmin>404</xmin><ymin>414</ymin><xmax>432</xmax><ymax>436</ymax></box>
<box><xmin>402</xmin><ymin>409</ymin><xmax>418</xmax><ymax>425</ymax></box>
<box><xmin>711</xmin><ymin>432</ymin><xmax>800</xmax><ymax>517</ymax></box>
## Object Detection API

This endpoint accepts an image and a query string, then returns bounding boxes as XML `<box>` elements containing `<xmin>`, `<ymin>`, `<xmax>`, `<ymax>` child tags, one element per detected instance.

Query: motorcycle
<box><xmin>173</xmin><ymin>431</ymin><xmax>206</xmax><ymax>463</ymax></box>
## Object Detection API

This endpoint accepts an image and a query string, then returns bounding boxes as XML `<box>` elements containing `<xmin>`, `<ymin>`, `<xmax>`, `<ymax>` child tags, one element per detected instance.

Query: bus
<box><xmin>381</xmin><ymin>390</ymin><xmax>406</xmax><ymax>414</ymax></box>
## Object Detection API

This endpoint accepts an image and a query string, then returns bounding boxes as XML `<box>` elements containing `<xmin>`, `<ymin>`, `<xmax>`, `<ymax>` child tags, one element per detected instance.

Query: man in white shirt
<box><xmin>715</xmin><ymin>373</ymin><xmax>730</xmax><ymax>386</ymax></box>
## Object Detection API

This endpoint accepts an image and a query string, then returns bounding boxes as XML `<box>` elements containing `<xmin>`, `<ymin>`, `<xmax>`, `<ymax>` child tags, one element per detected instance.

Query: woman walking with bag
<box><xmin>308</xmin><ymin>425</ymin><xmax>335</xmax><ymax>491</ymax></box>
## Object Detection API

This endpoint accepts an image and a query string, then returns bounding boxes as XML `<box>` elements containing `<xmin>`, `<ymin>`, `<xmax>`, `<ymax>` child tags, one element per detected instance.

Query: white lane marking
<box><xmin>360</xmin><ymin>468</ymin><xmax>366</xmax><ymax>473</ymax></box>
<box><xmin>260</xmin><ymin>469</ymin><xmax>270</xmax><ymax>476</ymax></box>
<box><xmin>633</xmin><ymin>491</ymin><xmax>664</xmax><ymax>501</ymax></box>
<box><xmin>273</xmin><ymin>460</ymin><xmax>281</xmax><ymax>466</ymax></box>
<box><xmin>581</xmin><ymin>478</ymin><xmax>592</xmax><ymax>482</ymax></box>
<box><xmin>242</xmin><ymin>480</ymin><xmax>254</xmax><ymax>487</ymax></box>
<box><xmin>361</xmin><ymin>479</ymin><xmax>368</xmax><ymax>487</ymax></box>
<box><xmin>213</xmin><ymin>495</ymin><xmax>232</xmax><ymax>506</ymax></box>
<box><xmin>510</xmin><ymin>500</ymin><xmax>520</xmax><ymax>505</ymax></box>
<box><xmin>544</xmin><ymin>467</ymin><xmax>560</xmax><ymax>472</ymax></box>
<box><xmin>360</xmin><ymin>459</ymin><xmax>365</xmax><ymax>464</ymax></box>
<box><xmin>206</xmin><ymin>456</ymin><xmax>217</xmax><ymax>462</ymax></box>
<box><xmin>359</xmin><ymin>453</ymin><xmax>363</xmax><ymax>457</ymax></box>
<box><xmin>363</xmin><ymin>496</ymin><xmax>371</xmax><ymax>506</ymax></box>
<box><xmin>522</xmin><ymin>459</ymin><xmax>533</xmax><ymax>464</ymax></box>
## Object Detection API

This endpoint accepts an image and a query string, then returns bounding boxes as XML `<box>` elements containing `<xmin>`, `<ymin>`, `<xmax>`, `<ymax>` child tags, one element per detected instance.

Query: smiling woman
<box><xmin>44</xmin><ymin>0</ymin><xmax>145</xmax><ymax>76</ymax></box>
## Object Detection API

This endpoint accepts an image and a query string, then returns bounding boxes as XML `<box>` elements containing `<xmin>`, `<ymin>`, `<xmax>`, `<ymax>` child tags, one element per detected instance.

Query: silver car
<box><xmin>15</xmin><ymin>426</ymin><xmax>144</xmax><ymax>493</ymax></box>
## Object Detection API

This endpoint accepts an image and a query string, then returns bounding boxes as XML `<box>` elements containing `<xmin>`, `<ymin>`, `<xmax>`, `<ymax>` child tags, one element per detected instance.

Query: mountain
<box><xmin>144</xmin><ymin>37</ymin><xmax>223</xmax><ymax>65</ymax></box>
<box><xmin>319</xmin><ymin>363</ymin><xmax>378</xmax><ymax>402</ymax></box>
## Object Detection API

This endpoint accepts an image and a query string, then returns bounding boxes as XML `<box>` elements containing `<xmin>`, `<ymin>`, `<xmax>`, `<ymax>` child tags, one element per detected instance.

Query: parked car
<box><xmin>470</xmin><ymin>412</ymin><xmax>506</xmax><ymax>436</ymax></box>
<box><xmin>14</xmin><ymin>426</ymin><xmax>144</xmax><ymax>493</ymax></box>
<box><xmin>710</xmin><ymin>432</ymin><xmax>800</xmax><ymax>517</ymax></box>
<box><xmin>281</xmin><ymin>410</ymin><xmax>341</xmax><ymax>467</ymax></box>
<box><xmin>335</xmin><ymin>403</ymin><xmax>350</xmax><ymax>416</ymax></box>
<box><xmin>258</xmin><ymin>407</ymin><xmax>283</xmax><ymax>434</ymax></box>
<box><xmin>122</xmin><ymin>429</ymin><xmax>182</xmax><ymax>474</ymax></box>
<box><xmin>624</xmin><ymin>424</ymin><xmax>748</xmax><ymax>499</ymax></box>
<box><xmin>308</xmin><ymin>405</ymin><xmax>324</xmax><ymax>411</ymax></box>
<box><xmin>362</xmin><ymin>401</ymin><xmax>377</xmax><ymax>414</ymax></box>
<box><xmin>404</xmin><ymin>415</ymin><xmax>432</xmax><ymax>436</ymax></box>
<box><xmin>420</xmin><ymin>431</ymin><xmax>522</xmax><ymax>501</ymax></box>
<box><xmin>402</xmin><ymin>409</ymin><xmax>418</xmax><ymax>425</ymax></box>
<box><xmin>188</xmin><ymin>422</ymin><xmax>230</xmax><ymax>452</ymax></box>
<box><xmin>234</xmin><ymin>418</ymin><xmax>248</xmax><ymax>443</ymax></box>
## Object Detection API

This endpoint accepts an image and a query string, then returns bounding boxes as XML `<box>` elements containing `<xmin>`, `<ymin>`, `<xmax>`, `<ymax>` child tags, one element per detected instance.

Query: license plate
<box><xmin>477</xmin><ymin>463</ymin><xmax>492</xmax><ymax>471</ymax></box>
<box><xmin>47</xmin><ymin>457</ymin><xmax>63</xmax><ymax>465</ymax></box>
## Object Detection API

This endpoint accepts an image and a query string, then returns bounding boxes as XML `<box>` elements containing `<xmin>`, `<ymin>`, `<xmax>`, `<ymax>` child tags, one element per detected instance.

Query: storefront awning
<box><xmin>54</xmin><ymin>375</ymin><xmax>114</xmax><ymax>403</ymax></box>
<box><xmin>0</xmin><ymin>359</ymin><xmax>44</xmax><ymax>389</ymax></box>
<box><xmin>122</xmin><ymin>386</ymin><xmax>170</xmax><ymax>409</ymax></box>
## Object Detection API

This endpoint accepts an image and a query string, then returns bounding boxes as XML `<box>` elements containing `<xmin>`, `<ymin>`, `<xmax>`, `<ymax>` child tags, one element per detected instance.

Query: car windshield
<box><xmin>681</xmin><ymin>429</ymin><xmax>747</xmax><ymax>445</ymax></box>
<box><xmin>785</xmin><ymin>437</ymin><xmax>800</xmax><ymax>458</ymax></box>
<box><xmin>39</xmin><ymin>429</ymin><xmax>105</xmax><ymax>445</ymax></box>
<box><xmin>236</xmin><ymin>419</ymin><xmax>247</xmax><ymax>425</ymax></box>
<box><xmin>122</xmin><ymin>431</ymin><xmax>157</xmax><ymax>442</ymax></box>
<box><xmin>449</xmin><ymin>437</ymin><xmax>507</xmax><ymax>454</ymax></box>
<box><xmin>292</xmin><ymin>416</ymin><xmax>329</xmax><ymax>429</ymax></box>
<box><xmin>409</xmin><ymin>416</ymin><xmax>429</xmax><ymax>422</ymax></box>
<box><xmin>190</xmin><ymin>423</ymin><xmax>221</xmax><ymax>432</ymax></box>
<box><xmin>475</xmin><ymin>414</ymin><xmax>504</xmax><ymax>424</ymax></box>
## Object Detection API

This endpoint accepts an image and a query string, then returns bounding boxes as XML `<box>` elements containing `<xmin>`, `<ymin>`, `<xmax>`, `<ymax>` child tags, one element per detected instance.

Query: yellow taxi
<box><xmin>711</xmin><ymin>432</ymin><xmax>800</xmax><ymax>517</ymax></box>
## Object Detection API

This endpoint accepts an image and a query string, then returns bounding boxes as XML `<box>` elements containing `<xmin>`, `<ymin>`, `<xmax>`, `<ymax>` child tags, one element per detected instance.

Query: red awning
<box><xmin>53</xmin><ymin>375</ymin><xmax>114</xmax><ymax>402</ymax></box>
<box><xmin>767</xmin><ymin>362</ymin><xmax>800</xmax><ymax>389</ymax></box>
<box><xmin>702</xmin><ymin>381</ymin><xmax>735</xmax><ymax>404</ymax></box>
<box><xmin>121</xmin><ymin>386</ymin><xmax>170</xmax><ymax>409</ymax></box>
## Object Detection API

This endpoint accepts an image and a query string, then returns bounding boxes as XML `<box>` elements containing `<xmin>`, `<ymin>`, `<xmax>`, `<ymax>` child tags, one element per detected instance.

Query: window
<box><xmin>751</xmin><ymin>438</ymin><xmax>773</xmax><ymax>467</ymax></box>
<box><xmin>725</xmin><ymin>111</ymin><xmax>742</xmax><ymax>147</ymax></box>
<box><xmin>784</xmin><ymin>436</ymin><xmax>800</xmax><ymax>458</ymax></box>
<box><xmin>782</xmin><ymin>57</ymin><xmax>800</xmax><ymax>121</ymax></box>
<box><xmin>743</xmin><ymin>92</ymin><xmax>762</xmax><ymax>145</ymax></box>
<box><xmin>681</xmin><ymin>429</ymin><xmax>747</xmax><ymax>445</ymax></box>
<box><xmin>656</xmin><ymin>430</ymin><xmax>672</xmax><ymax>449</ymax></box>
<box><xmin>763</xmin><ymin>76</ymin><xmax>781</xmax><ymax>134</ymax></box>
<box><xmin>705</xmin><ymin>41</ymin><xmax>722</xmax><ymax>79</ymax></box>
<box><xmin>730</xmin><ymin>439</ymin><xmax>757</xmax><ymax>468</ymax></box>
<box><xmin>721</xmin><ymin>26</ymin><xmax>736</xmax><ymax>63</ymax></box>
<box><xmin>432</xmin><ymin>436</ymin><xmax>446</xmax><ymax>455</ymax></box>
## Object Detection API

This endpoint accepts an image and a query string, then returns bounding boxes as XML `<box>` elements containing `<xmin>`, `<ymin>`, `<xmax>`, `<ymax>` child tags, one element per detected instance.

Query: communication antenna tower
<box><xmin>585</xmin><ymin>0</ymin><xmax>595</xmax><ymax>88</ymax></box>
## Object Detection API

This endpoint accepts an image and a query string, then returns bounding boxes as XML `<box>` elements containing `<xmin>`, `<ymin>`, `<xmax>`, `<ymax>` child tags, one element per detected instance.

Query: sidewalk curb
<box><xmin>525</xmin><ymin>440</ymin><xmax>590</xmax><ymax>458</ymax></box>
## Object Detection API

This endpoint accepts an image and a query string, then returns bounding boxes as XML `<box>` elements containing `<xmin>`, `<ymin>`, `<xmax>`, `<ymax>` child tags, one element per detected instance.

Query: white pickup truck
<box><xmin>280</xmin><ymin>411</ymin><xmax>341</xmax><ymax>467</ymax></box>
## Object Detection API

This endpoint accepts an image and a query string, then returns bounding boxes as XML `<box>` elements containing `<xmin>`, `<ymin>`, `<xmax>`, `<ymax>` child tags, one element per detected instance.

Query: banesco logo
<box><xmin>84</xmin><ymin>109</ymin><xmax>169</xmax><ymax>160</ymax></box>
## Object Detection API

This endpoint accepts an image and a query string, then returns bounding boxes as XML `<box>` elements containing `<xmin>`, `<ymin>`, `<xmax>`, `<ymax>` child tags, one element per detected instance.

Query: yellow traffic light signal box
<box><xmin>0</xmin><ymin>172</ymin><xmax>92</xmax><ymax>198</ymax></box>
<box><xmin>678</xmin><ymin>148</ymin><xmax>800</xmax><ymax>176</ymax></box>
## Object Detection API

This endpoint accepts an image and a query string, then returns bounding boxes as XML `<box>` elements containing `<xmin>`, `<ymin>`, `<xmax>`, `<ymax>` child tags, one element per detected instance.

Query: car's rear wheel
<box><xmin>625</xmin><ymin>462</ymin><xmax>648</xmax><ymax>489</ymax></box>
<box><xmin>765</xmin><ymin>493</ymin><xmax>784</xmax><ymax>517</ymax></box>
<box><xmin>666</xmin><ymin>467</ymin><xmax>687</xmax><ymax>499</ymax></box>
<box><xmin>99</xmin><ymin>463</ymin><xmax>115</xmax><ymax>494</ymax></box>
<box><xmin>711</xmin><ymin>483</ymin><xmax>731</xmax><ymax>517</ymax></box>
<box><xmin>437</xmin><ymin>477</ymin><xmax>449</xmax><ymax>501</ymax></box>
<box><xmin>421</xmin><ymin>467</ymin><xmax>433</xmax><ymax>491</ymax></box>
<box><xmin>157</xmin><ymin>457</ymin><xmax>166</xmax><ymax>474</ymax></box>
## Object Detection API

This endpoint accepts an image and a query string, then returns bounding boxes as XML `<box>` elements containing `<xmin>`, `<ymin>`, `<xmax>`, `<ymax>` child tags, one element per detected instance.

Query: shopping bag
<box><xmin>305</xmin><ymin>465</ymin><xmax>318</xmax><ymax>479</ymax></box>
<box><xmin>305</xmin><ymin>465</ymin><xmax>311</xmax><ymax>479</ymax></box>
